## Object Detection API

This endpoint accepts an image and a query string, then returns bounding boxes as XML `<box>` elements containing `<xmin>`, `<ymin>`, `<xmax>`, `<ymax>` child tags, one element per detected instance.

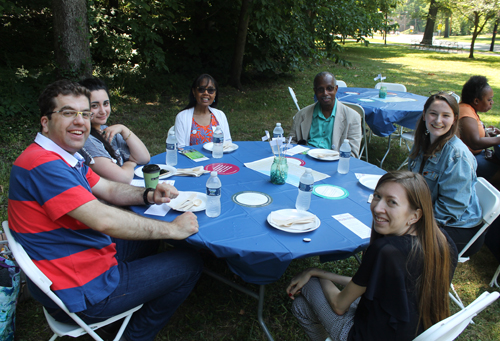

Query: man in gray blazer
<box><xmin>291</xmin><ymin>72</ymin><xmax>362</xmax><ymax>158</ymax></box>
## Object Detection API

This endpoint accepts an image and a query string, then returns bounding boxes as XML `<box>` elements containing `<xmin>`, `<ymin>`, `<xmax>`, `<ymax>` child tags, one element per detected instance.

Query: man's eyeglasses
<box><xmin>197</xmin><ymin>87</ymin><xmax>216</xmax><ymax>95</ymax></box>
<box><xmin>52</xmin><ymin>110</ymin><xmax>94</xmax><ymax>120</ymax></box>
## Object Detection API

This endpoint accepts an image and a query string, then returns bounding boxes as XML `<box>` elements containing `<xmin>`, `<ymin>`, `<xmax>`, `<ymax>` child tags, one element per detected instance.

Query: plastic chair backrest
<box><xmin>336</xmin><ymin>80</ymin><xmax>347</xmax><ymax>88</ymax></box>
<box><xmin>412</xmin><ymin>291</ymin><xmax>499</xmax><ymax>341</ymax></box>
<box><xmin>2</xmin><ymin>221</ymin><xmax>105</xmax><ymax>339</ymax></box>
<box><xmin>457</xmin><ymin>177</ymin><xmax>500</xmax><ymax>261</ymax></box>
<box><xmin>375</xmin><ymin>82</ymin><xmax>407</xmax><ymax>92</ymax></box>
<box><xmin>288</xmin><ymin>87</ymin><xmax>300</xmax><ymax>112</ymax></box>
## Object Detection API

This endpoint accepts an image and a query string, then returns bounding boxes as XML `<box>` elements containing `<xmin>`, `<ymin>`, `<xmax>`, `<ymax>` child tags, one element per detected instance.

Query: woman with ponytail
<box><xmin>79</xmin><ymin>78</ymin><xmax>150</xmax><ymax>183</ymax></box>
<box><xmin>287</xmin><ymin>171</ymin><xmax>457</xmax><ymax>341</ymax></box>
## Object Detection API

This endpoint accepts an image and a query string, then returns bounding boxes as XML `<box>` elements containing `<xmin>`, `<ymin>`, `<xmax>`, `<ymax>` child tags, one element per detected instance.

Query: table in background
<box><xmin>130</xmin><ymin>141</ymin><xmax>384</xmax><ymax>340</ymax></box>
<box><xmin>337</xmin><ymin>88</ymin><xmax>428</xmax><ymax>167</ymax></box>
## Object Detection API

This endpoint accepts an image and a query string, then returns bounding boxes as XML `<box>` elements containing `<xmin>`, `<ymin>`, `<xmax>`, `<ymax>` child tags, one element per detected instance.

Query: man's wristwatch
<box><xmin>143</xmin><ymin>188</ymin><xmax>155</xmax><ymax>205</ymax></box>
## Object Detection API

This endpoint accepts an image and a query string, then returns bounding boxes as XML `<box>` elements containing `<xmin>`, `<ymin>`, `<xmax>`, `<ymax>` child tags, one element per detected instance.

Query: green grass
<box><xmin>5</xmin><ymin>42</ymin><xmax>500</xmax><ymax>340</ymax></box>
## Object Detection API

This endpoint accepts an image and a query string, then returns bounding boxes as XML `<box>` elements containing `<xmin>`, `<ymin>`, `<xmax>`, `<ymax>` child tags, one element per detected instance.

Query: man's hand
<box><xmin>170</xmin><ymin>212</ymin><xmax>199</xmax><ymax>239</ymax></box>
<box><xmin>150</xmin><ymin>182</ymin><xmax>179</xmax><ymax>204</ymax></box>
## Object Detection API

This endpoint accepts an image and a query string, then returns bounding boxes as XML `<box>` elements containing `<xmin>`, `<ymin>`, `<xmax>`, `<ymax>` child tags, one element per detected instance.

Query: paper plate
<box><xmin>135</xmin><ymin>165</ymin><xmax>176</xmax><ymax>179</ymax></box>
<box><xmin>167</xmin><ymin>191</ymin><xmax>207</xmax><ymax>212</ymax></box>
<box><xmin>359</xmin><ymin>174</ymin><xmax>383</xmax><ymax>191</ymax></box>
<box><xmin>307</xmin><ymin>149</ymin><xmax>340</xmax><ymax>161</ymax></box>
<box><xmin>203</xmin><ymin>142</ymin><xmax>239</xmax><ymax>153</ymax></box>
<box><xmin>267</xmin><ymin>209</ymin><xmax>320</xmax><ymax>233</ymax></box>
<box><xmin>232</xmin><ymin>191</ymin><xmax>272</xmax><ymax>207</ymax></box>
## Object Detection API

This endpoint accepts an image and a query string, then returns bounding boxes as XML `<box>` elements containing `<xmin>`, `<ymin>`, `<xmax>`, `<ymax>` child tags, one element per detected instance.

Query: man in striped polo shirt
<box><xmin>8</xmin><ymin>79</ymin><xmax>202</xmax><ymax>341</ymax></box>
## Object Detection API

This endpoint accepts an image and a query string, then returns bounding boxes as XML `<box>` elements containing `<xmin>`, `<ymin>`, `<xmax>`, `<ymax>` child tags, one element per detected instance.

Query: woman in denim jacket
<box><xmin>408</xmin><ymin>92</ymin><xmax>483</xmax><ymax>256</ymax></box>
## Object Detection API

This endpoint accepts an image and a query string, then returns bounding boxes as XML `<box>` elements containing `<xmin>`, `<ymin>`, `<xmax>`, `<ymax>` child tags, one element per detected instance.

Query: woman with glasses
<box><xmin>287</xmin><ymin>171</ymin><xmax>457</xmax><ymax>341</ymax></box>
<box><xmin>458</xmin><ymin>76</ymin><xmax>499</xmax><ymax>183</ymax></box>
<box><xmin>79</xmin><ymin>78</ymin><xmax>150</xmax><ymax>184</ymax></box>
<box><xmin>408</xmin><ymin>92</ymin><xmax>483</xmax><ymax>257</ymax></box>
<box><xmin>175</xmin><ymin>74</ymin><xmax>232</xmax><ymax>148</ymax></box>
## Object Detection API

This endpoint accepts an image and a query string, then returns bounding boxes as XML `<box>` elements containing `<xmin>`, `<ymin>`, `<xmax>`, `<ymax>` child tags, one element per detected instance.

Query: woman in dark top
<box><xmin>286</xmin><ymin>171</ymin><xmax>457</xmax><ymax>341</ymax></box>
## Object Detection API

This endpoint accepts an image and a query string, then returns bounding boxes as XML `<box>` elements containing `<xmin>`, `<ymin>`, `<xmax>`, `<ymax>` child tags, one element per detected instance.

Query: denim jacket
<box><xmin>408</xmin><ymin>135</ymin><xmax>482</xmax><ymax>228</ymax></box>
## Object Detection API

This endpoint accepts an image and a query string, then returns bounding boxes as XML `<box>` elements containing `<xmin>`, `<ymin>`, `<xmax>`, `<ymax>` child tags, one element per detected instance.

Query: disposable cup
<box><xmin>142</xmin><ymin>164</ymin><xmax>160</xmax><ymax>189</ymax></box>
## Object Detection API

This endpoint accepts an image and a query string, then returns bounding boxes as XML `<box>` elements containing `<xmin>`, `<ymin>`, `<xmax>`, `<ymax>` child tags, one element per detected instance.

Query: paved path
<box><xmin>373</xmin><ymin>34</ymin><xmax>500</xmax><ymax>53</ymax></box>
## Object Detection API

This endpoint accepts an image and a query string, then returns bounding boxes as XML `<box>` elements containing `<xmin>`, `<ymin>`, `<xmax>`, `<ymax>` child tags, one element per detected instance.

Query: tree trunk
<box><xmin>444</xmin><ymin>17</ymin><xmax>450</xmax><ymax>38</ymax></box>
<box><xmin>52</xmin><ymin>0</ymin><xmax>92</xmax><ymax>80</ymax></box>
<box><xmin>384</xmin><ymin>13</ymin><xmax>388</xmax><ymax>46</ymax></box>
<box><xmin>421</xmin><ymin>0</ymin><xmax>439</xmax><ymax>45</ymax></box>
<box><xmin>491</xmin><ymin>21</ymin><xmax>498</xmax><ymax>52</ymax></box>
<box><xmin>228</xmin><ymin>0</ymin><xmax>253</xmax><ymax>89</ymax></box>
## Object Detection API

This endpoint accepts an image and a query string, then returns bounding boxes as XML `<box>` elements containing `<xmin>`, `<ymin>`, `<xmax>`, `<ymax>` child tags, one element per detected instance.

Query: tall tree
<box><xmin>421</xmin><ymin>0</ymin><xmax>440</xmax><ymax>44</ymax></box>
<box><xmin>490</xmin><ymin>14</ymin><xmax>500</xmax><ymax>51</ymax></box>
<box><xmin>453</xmin><ymin>0</ymin><xmax>500</xmax><ymax>58</ymax></box>
<box><xmin>52</xmin><ymin>0</ymin><xmax>92</xmax><ymax>79</ymax></box>
<box><xmin>229</xmin><ymin>0</ymin><xmax>253</xmax><ymax>89</ymax></box>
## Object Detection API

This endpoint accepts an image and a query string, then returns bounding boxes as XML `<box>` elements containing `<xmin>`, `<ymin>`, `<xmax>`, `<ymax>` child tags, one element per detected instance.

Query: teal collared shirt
<box><xmin>307</xmin><ymin>101</ymin><xmax>336</xmax><ymax>149</ymax></box>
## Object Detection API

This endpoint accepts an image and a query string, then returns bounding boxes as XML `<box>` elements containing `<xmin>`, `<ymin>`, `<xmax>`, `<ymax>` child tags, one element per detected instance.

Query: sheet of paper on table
<box><xmin>285</xmin><ymin>145</ymin><xmax>310</xmax><ymax>156</ymax></box>
<box><xmin>130</xmin><ymin>179</ymin><xmax>175</xmax><ymax>187</ymax></box>
<box><xmin>244</xmin><ymin>156</ymin><xmax>329</xmax><ymax>187</ymax></box>
<box><xmin>372</xmin><ymin>97</ymin><xmax>417</xmax><ymax>103</ymax></box>
<box><xmin>332</xmin><ymin>213</ymin><xmax>371</xmax><ymax>239</ymax></box>
<box><xmin>144</xmin><ymin>203</ymin><xmax>171</xmax><ymax>216</ymax></box>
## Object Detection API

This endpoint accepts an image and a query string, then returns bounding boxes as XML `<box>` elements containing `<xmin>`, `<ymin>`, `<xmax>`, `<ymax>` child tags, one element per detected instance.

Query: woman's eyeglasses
<box><xmin>197</xmin><ymin>87</ymin><xmax>216</xmax><ymax>94</ymax></box>
<box><xmin>429</xmin><ymin>90</ymin><xmax>460</xmax><ymax>102</ymax></box>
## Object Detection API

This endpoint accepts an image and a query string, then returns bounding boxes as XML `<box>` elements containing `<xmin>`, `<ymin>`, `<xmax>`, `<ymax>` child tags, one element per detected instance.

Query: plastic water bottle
<box><xmin>272</xmin><ymin>123</ymin><xmax>284</xmax><ymax>155</ymax></box>
<box><xmin>206</xmin><ymin>171</ymin><xmax>221</xmax><ymax>217</ymax></box>
<box><xmin>212</xmin><ymin>126</ymin><xmax>224</xmax><ymax>158</ymax></box>
<box><xmin>166</xmin><ymin>130</ymin><xmax>177</xmax><ymax>166</ymax></box>
<box><xmin>338</xmin><ymin>139</ymin><xmax>351</xmax><ymax>174</ymax></box>
<box><xmin>296</xmin><ymin>168</ymin><xmax>314</xmax><ymax>211</ymax></box>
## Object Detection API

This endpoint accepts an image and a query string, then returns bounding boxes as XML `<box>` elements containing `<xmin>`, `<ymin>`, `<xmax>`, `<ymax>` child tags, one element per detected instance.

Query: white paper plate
<box><xmin>307</xmin><ymin>149</ymin><xmax>340</xmax><ymax>161</ymax></box>
<box><xmin>203</xmin><ymin>142</ymin><xmax>239</xmax><ymax>153</ymax></box>
<box><xmin>359</xmin><ymin>174</ymin><xmax>383</xmax><ymax>191</ymax></box>
<box><xmin>167</xmin><ymin>191</ymin><xmax>207</xmax><ymax>212</ymax></box>
<box><xmin>135</xmin><ymin>165</ymin><xmax>176</xmax><ymax>179</ymax></box>
<box><xmin>267</xmin><ymin>209</ymin><xmax>320</xmax><ymax>233</ymax></box>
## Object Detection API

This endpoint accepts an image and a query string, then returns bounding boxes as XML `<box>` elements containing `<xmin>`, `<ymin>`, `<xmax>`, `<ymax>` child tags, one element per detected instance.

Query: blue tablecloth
<box><xmin>336</xmin><ymin>87</ymin><xmax>428</xmax><ymax>137</ymax></box>
<box><xmin>130</xmin><ymin>142</ymin><xmax>385</xmax><ymax>285</ymax></box>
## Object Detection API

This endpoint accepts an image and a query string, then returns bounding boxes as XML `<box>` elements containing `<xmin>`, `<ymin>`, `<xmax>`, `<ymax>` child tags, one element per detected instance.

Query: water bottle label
<box><xmin>340</xmin><ymin>151</ymin><xmax>350</xmax><ymax>158</ymax></box>
<box><xmin>299</xmin><ymin>183</ymin><xmax>313</xmax><ymax>192</ymax></box>
<box><xmin>206</xmin><ymin>187</ymin><xmax>221</xmax><ymax>196</ymax></box>
<box><xmin>166</xmin><ymin>143</ymin><xmax>176</xmax><ymax>151</ymax></box>
<box><xmin>213</xmin><ymin>137</ymin><xmax>223</xmax><ymax>144</ymax></box>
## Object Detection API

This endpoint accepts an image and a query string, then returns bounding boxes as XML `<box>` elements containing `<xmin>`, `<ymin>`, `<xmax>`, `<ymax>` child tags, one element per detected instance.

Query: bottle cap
<box><xmin>276</xmin><ymin>123</ymin><xmax>281</xmax><ymax>126</ymax></box>
<box><xmin>211</xmin><ymin>171</ymin><xmax>218</xmax><ymax>176</ymax></box>
<box><xmin>344</xmin><ymin>139</ymin><xmax>349</xmax><ymax>143</ymax></box>
<box><xmin>305</xmin><ymin>168</ymin><xmax>312</xmax><ymax>173</ymax></box>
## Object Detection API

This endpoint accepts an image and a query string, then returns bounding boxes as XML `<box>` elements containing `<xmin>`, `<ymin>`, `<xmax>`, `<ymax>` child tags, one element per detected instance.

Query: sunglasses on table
<box><xmin>197</xmin><ymin>87</ymin><xmax>216</xmax><ymax>94</ymax></box>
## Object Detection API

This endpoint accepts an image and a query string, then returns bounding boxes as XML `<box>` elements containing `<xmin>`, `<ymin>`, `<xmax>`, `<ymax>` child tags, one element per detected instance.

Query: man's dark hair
<box><xmin>38</xmin><ymin>79</ymin><xmax>91</xmax><ymax>120</ymax></box>
<box><xmin>313</xmin><ymin>71</ymin><xmax>336</xmax><ymax>89</ymax></box>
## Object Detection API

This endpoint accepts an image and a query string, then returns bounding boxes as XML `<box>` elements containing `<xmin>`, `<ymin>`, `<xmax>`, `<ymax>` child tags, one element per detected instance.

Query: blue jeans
<box><xmin>475</xmin><ymin>150</ymin><xmax>499</xmax><ymax>180</ymax></box>
<box><xmin>32</xmin><ymin>239</ymin><xmax>202</xmax><ymax>341</ymax></box>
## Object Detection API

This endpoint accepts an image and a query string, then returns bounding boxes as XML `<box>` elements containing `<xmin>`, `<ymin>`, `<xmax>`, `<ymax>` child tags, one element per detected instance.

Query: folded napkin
<box><xmin>271</xmin><ymin>212</ymin><xmax>316</xmax><ymax>228</ymax></box>
<box><xmin>223</xmin><ymin>142</ymin><xmax>233</xmax><ymax>151</ymax></box>
<box><xmin>316</xmin><ymin>151</ymin><xmax>339</xmax><ymax>159</ymax></box>
<box><xmin>175</xmin><ymin>166</ymin><xmax>210</xmax><ymax>177</ymax></box>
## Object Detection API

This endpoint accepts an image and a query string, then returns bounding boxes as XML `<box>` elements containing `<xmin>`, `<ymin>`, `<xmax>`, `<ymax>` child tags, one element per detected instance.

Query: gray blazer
<box><xmin>290</xmin><ymin>101</ymin><xmax>362</xmax><ymax>158</ymax></box>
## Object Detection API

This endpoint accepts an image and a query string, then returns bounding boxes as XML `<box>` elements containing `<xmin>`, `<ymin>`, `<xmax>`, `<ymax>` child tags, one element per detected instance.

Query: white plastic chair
<box><xmin>413</xmin><ymin>291</ymin><xmax>499</xmax><ymax>341</ymax></box>
<box><xmin>397</xmin><ymin>131</ymin><xmax>415</xmax><ymax>170</ymax></box>
<box><xmin>2</xmin><ymin>221</ymin><xmax>143</xmax><ymax>341</ymax></box>
<box><xmin>342</xmin><ymin>102</ymin><xmax>368</xmax><ymax>163</ymax></box>
<box><xmin>288</xmin><ymin>87</ymin><xmax>300</xmax><ymax>112</ymax></box>
<box><xmin>336</xmin><ymin>80</ymin><xmax>347</xmax><ymax>88</ymax></box>
<box><xmin>375</xmin><ymin>82</ymin><xmax>409</xmax><ymax>149</ymax></box>
<box><xmin>448</xmin><ymin>178</ymin><xmax>500</xmax><ymax>309</ymax></box>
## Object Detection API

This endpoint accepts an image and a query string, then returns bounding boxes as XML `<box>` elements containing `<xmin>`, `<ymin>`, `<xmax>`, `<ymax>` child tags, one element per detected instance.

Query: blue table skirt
<box><xmin>130</xmin><ymin>141</ymin><xmax>385</xmax><ymax>285</ymax></box>
<box><xmin>336</xmin><ymin>87</ymin><xmax>428</xmax><ymax>137</ymax></box>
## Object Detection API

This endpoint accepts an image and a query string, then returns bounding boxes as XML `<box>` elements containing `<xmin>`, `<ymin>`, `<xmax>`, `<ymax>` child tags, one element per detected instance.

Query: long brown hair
<box><xmin>371</xmin><ymin>171</ymin><xmax>453</xmax><ymax>330</ymax></box>
<box><xmin>410</xmin><ymin>92</ymin><xmax>459</xmax><ymax>159</ymax></box>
